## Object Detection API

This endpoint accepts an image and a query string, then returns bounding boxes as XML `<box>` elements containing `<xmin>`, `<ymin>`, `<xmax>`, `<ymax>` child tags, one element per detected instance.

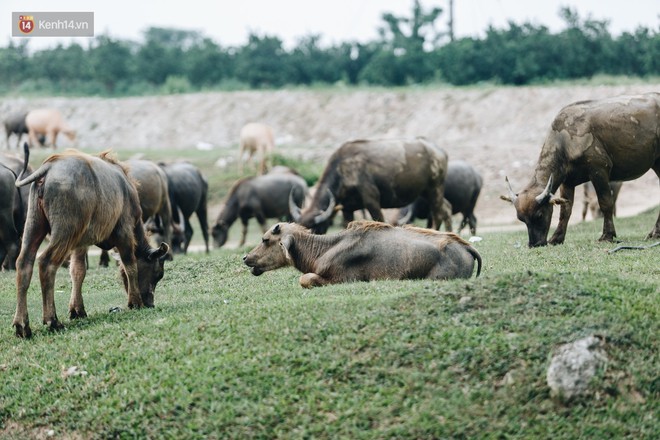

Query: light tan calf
<box><xmin>238</xmin><ymin>122</ymin><xmax>274</xmax><ymax>175</ymax></box>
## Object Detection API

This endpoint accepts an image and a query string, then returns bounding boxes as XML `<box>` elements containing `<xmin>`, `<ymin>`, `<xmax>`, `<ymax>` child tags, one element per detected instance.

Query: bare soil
<box><xmin>2</xmin><ymin>84</ymin><xmax>658</xmax><ymax>234</ymax></box>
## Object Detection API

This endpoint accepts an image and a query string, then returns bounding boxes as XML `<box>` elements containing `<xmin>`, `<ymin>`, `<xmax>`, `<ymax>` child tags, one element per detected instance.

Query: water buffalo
<box><xmin>13</xmin><ymin>150</ymin><xmax>169</xmax><ymax>338</ymax></box>
<box><xmin>397</xmin><ymin>160</ymin><xmax>483</xmax><ymax>234</ymax></box>
<box><xmin>501</xmin><ymin>93</ymin><xmax>660</xmax><ymax>247</ymax></box>
<box><xmin>289</xmin><ymin>137</ymin><xmax>450</xmax><ymax>234</ymax></box>
<box><xmin>243</xmin><ymin>221</ymin><xmax>482</xmax><ymax>288</ymax></box>
<box><xmin>100</xmin><ymin>159</ymin><xmax>174</xmax><ymax>266</ymax></box>
<box><xmin>157</xmin><ymin>161</ymin><xmax>210</xmax><ymax>254</ymax></box>
<box><xmin>581</xmin><ymin>181</ymin><xmax>623</xmax><ymax>221</ymax></box>
<box><xmin>211</xmin><ymin>173</ymin><xmax>308</xmax><ymax>248</ymax></box>
<box><xmin>239</xmin><ymin>122</ymin><xmax>275</xmax><ymax>175</ymax></box>
<box><xmin>25</xmin><ymin>108</ymin><xmax>76</xmax><ymax>149</ymax></box>
<box><xmin>4</xmin><ymin>111</ymin><xmax>29</xmax><ymax>149</ymax></box>
<box><xmin>0</xmin><ymin>165</ymin><xmax>19</xmax><ymax>269</ymax></box>
<box><xmin>0</xmin><ymin>145</ymin><xmax>32</xmax><ymax>269</ymax></box>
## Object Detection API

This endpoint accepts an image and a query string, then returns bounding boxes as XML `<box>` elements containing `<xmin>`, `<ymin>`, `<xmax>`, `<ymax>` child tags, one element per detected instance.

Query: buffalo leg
<box><xmin>549</xmin><ymin>184</ymin><xmax>575</xmax><ymax>245</ymax></box>
<box><xmin>360</xmin><ymin>184</ymin><xmax>385</xmax><ymax>222</ymax></box>
<box><xmin>99</xmin><ymin>249</ymin><xmax>110</xmax><ymax>267</ymax></box>
<box><xmin>116</xmin><ymin>246</ymin><xmax>143</xmax><ymax>309</ymax></box>
<box><xmin>37</xmin><ymin>248</ymin><xmax>65</xmax><ymax>332</ymax></box>
<box><xmin>428</xmin><ymin>184</ymin><xmax>448</xmax><ymax>231</ymax></box>
<box><xmin>591</xmin><ymin>176</ymin><xmax>618</xmax><ymax>242</ymax></box>
<box><xmin>184</xmin><ymin>218</ymin><xmax>193</xmax><ymax>253</ymax></box>
<box><xmin>14</xmin><ymin>206</ymin><xmax>49</xmax><ymax>338</ymax></box>
<box><xmin>69</xmin><ymin>248</ymin><xmax>88</xmax><ymax>319</ymax></box>
<box><xmin>647</xmin><ymin>164</ymin><xmax>660</xmax><ymax>239</ymax></box>
<box><xmin>239</xmin><ymin>217</ymin><xmax>250</xmax><ymax>247</ymax></box>
<box><xmin>299</xmin><ymin>273</ymin><xmax>331</xmax><ymax>288</ymax></box>
<box><xmin>196</xmin><ymin>208</ymin><xmax>210</xmax><ymax>253</ymax></box>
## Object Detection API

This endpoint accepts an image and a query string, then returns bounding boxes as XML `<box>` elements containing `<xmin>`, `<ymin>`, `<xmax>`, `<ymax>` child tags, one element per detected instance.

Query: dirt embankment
<box><xmin>2</xmin><ymin>84</ymin><xmax>658</xmax><ymax>231</ymax></box>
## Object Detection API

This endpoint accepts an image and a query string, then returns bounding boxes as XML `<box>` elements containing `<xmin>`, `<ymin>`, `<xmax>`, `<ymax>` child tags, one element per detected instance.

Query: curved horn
<box><xmin>174</xmin><ymin>206</ymin><xmax>185</xmax><ymax>233</ymax></box>
<box><xmin>535</xmin><ymin>174</ymin><xmax>554</xmax><ymax>204</ymax></box>
<box><xmin>313</xmin><ymin>190</ymin><xmax>336</xmax><ymax>225</ymax></box>
<box><xmin>289</xmin><ymin>189</ymin><xmax>302</xmax><ymax>223</ymax></box>
<box><xmin>505</xmin><ymin>177</ymin><xmax>517</xmax><ymax>203</ymax></box>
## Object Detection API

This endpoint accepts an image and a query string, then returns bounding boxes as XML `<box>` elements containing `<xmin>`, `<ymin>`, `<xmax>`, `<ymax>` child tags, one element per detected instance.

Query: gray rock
<box><xmin>546</xmin><ymin>335</ymin><xmax>608</xmax><ymax>400</ymax></box>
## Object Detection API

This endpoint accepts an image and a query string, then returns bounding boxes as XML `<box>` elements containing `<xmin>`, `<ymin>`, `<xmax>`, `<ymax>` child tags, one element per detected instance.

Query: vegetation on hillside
<box><xmin>1</xmin><ymin>2</ymin><xmax>659</xmax><ymax>96</ymax></box>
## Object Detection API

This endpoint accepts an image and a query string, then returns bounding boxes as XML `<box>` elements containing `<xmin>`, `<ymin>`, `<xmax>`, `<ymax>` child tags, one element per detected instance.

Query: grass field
<box><xmin>0</xmin><ymin>190</ymin><xmax>658</xmax><ymax>438</ymax></box>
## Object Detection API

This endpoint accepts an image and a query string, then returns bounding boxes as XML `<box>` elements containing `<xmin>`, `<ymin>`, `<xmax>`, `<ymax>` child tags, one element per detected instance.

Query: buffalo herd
<box><xmin>2</xmin><ymin>91</ymin><xmax>659</xmax><ymax>337</ymax></box>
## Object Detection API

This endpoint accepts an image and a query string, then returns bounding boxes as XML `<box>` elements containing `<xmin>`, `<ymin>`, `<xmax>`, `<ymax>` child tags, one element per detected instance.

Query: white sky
<box><xmin>3</xmin><ymin>0</ymin><xmax>659</xmax><ymax>51</ymax></box>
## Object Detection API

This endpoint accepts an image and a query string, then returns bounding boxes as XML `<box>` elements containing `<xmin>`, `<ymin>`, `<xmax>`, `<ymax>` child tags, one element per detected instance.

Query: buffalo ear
<box><xmin>272</xmin><ymin>224</ymin><xmax>281</xmax><ymax>235</ymax></box>
<box><xmin>280</xmin><ymin>235</ymin><xmax>294</xmax><ymax>262</ymax></box>
<box><xmin>549</xmin><ymin>195</ymin><xmax>569</xmax><ymax>206</ymax></box>
<box><xmin>149</xmin><ymin>242</ymin><xmax>170</xmax><ymax>261</ymax></box>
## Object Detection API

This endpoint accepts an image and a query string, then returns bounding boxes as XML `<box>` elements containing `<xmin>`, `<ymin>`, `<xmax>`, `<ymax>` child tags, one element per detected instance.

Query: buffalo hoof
<box><xmin>69</xmin><ymin>309</ymin><xmax>87</xmax><ymax>320</ymax></box>
<box><xmin>646</xmin><ymin>230</ymin><xmax>660</xmax><ymax>240</ymax></box>
<box><xmin>597</xmin><ymin>234</ymin><xmax>616</xmax><ymax>242</ymax></box>
<box><xmin>14</xmin><ymin>324</ymin><xmax>32</xmax><ymax>339</ymax></box>
<box><xmin>47</xmin><ymin>319</ymin><xmax>65</xmax><ymax>332</ymax></box>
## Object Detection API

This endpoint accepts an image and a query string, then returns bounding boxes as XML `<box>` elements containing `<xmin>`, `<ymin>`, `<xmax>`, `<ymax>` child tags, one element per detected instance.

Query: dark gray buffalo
<box><xmin>243</xmin><ymin>221</ymin><xmax>482</xmax><ymax>288</ymax></box>
<box><xmin>4</xmin><ymin>111</ymin><xmax>29</xmax><ymax>149</ymax></box>
<box><xmin>211</xmin><ymin>173</ymin><xmax>308</xmax><ymax>248</ymax></box>
<box><xmin>397</xmin><ymin>160</ymin><xmax>482</xmax><ymax>235</ymax></box>
<box><xmin>13</xmin><ymin>150</ymin><xmax>169</xmax><ymax>338</ymax></box>
<box><xmin>0</xmin><ymin>144</ymin><xmax>33</xmax><ymax>269</ymax></box>
<box><xmin>502</xmin><ymin>93</ymin><xmax>660</xmax><ymax>247</ymax></box>
<box><xmin>156</xmin><ymin>161</ymin><xmax>209</xmax><ymax>254</ymax></box>
<box><xmin>289</xmin><ymin>138</ymin><xmax>450</xmax><ymax>234</ymax></box>
<box><xmin>0</xmin><ymin>164</ymin><xmax>19</xmax><ymax>269</ymax></box>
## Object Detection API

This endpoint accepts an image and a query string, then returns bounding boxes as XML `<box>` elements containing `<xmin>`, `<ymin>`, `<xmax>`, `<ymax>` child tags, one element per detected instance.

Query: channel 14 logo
<box><xmin>17</xmin><ymin>15</ymin><xmax>35</xmax><ymax>34</ymax></box>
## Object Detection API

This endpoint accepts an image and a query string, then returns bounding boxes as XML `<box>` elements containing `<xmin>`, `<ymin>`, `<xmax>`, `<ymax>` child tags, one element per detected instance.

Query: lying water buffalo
<box><xmin>239</xmin><ymin>122</ymin><xmax>275</xmax><ymax>175</ymax></box>
<box><xmin>581</xmin><ymin>181</ymin><xmax>623</xmax><ymax>221</ymax></box>
<box><xmin>397</xmin><ymin>160</ymin><xmax>483</xmax><ymax>235</ymax></box>
<box><xmin>13</xmin><ymin>150</ymin><xmax>169</xmax><ymax>338</ymax></box>
<box><xmin>25</xmin><ymin>108</ymin><xmax>76</xmax><ymax>149</ymax></box>
<box><xmin>502</xmin><ymin>92</ymin><xmax>660</xmax><ymax>247</ymax></box>
<box><xmin>290</xmin><ymin>137</ymin><xmax>450</xmax><ymax>234</ymax></box>
<box><xmin>212</xmin><ymin>173</ymin><xmax>308</xmax><ymax>248</ymax></box>
<box><xmin>243</xmin><ymin>221</ymin><xmax>482</xmax><ymax>288</ymax></box>
<box><xmin>157</xmin><ymin>161</ymin><xmax>209</xmax><ymax>254</ymax></box>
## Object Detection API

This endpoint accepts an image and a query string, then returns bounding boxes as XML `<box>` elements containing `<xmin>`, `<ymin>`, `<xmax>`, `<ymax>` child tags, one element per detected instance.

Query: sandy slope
<box><xmin>2</xmin><ymin>84</ymin><xmax>658</xmax><ymax>233</ymax></box>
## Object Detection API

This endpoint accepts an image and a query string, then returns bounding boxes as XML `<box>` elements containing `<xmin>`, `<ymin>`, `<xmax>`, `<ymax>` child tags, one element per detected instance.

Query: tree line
<box><xmin>1</xmin><ymin>3</ymin><xmax>658</xmax><ymax>96</ymax></box>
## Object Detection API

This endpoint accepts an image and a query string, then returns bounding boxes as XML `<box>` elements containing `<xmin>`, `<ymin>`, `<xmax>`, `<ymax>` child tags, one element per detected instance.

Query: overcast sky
<box><xmin>3</xmin><ymin>0</ymin><xmax>659</xmax><ymax>50</ymax></box>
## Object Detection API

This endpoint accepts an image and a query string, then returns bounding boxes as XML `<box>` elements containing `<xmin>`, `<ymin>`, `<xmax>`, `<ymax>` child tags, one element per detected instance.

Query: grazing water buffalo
<box><xmin>581</xmin><ymin>181</ymin><xmax>623</xmax><ymax>221</ymax></box>
<box><xmin>100</xmin><ymin>159</ymin><xmax>174</xmax><ymax>266</ymax></box>
<box><xmin>211</xmin><ymin>173</ymin><xmax>308</xmax><ymax>248</ymax></box>
<box><xmin>239</xmin><ymin>122</ymin><xmax>275</xmax><ymax>175</ymax></box>
<box><xmin>25</xmin><ymin>108</ymin><xmax>76</xmax><ymax>149</ymax></box>
<box><xmin>501</xmin><ymin>93</ymin><xmax>660</xmax><ymax>247</ymax></box>
<box><xmin>13</xmin><ymin>150</ymin><xmax>169</xmax><ymax>338</ymax></box>
<box><xmin>4</xmin><ymin>111</ymin><xmax>28</xmax><ymax>149</ymax></box>
<box><xmin>290</xmin><ymin>137</ymin><xmax>450</xmax><ymax>234</ymax></box>
<box><xmin>243</xmin><ymin>221</ymin><xmax>482</xmax><ymax>288</ymax></box>
<box><xmin>397</xmin><ymin>160</ymin><xmax>483</xmax><ymax>234</ymax></box>
<box><xmin>157</xmin><ymin>161</ymin><xmax>210</xmax><ymax>254</ymax></box>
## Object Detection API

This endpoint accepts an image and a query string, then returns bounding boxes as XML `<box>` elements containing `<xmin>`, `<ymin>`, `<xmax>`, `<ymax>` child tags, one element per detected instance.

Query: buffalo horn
<box><xmin>175</xmin><ymin>206</ymin><xmax>185</xmax><ymax>233</ymax></box>
<box><xmin>397</xmin><ymin>205</ymin><xmax>414</xmax><ymax>226</ymax></box>
<box><xmin>289</xmin><ymin>189</ymin><xmax>302</xmax><ymax>223</ymax></box>
<box><xmin>313</xmin><ymin>190</ymin><xmax>336</xmax><ymax>225</ymax></box>
<box><xmin>505</xmin><ymin>177</ymin><xmax>517</xmax><ymax>203</ymax></box>
<box><xmin>534</xmin><ymin>175</ymin><xmax>554</xmax><ymax>204</ymax></box>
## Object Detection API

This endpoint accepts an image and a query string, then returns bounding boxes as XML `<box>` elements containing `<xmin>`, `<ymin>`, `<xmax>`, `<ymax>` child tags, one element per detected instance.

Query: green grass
<box><xmin>0</xmin><ymin>203</ymin><xmax>658</xmax><ymax>438</ymax></box>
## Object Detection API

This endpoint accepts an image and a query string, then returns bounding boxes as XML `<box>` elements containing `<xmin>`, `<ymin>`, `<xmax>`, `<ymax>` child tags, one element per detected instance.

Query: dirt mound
<box><xmin>2</xmin><ymin>83</ymin><xmax>658</xmax><ymax>231</ymax></box>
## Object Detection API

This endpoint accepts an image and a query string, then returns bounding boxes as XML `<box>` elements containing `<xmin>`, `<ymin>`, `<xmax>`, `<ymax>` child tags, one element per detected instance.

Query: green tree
<box><xmin>89</xmin><ymin>36</ymin><xmax>134</xmax><ymax>93</ymax></box>
<box><xmin>184</xmin><ymin>38</ymin><xmax>232</xmax><ymax>87</ymax></box>
<box><xmin>234</xmin><ymin>33</ymin><xmax>292</xmax><ymax>88</ymax></box>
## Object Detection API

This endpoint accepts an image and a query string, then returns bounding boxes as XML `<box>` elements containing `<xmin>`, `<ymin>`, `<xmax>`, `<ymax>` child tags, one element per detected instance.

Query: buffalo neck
<box><xmin>218</xmin><ymin>196</ymin><xmax>240</xmax><ymax>226</ymax></box>
<box><xmin>287</xmin><ymin>231</ymin><xmax>343</xmax><ymax>274</ymax></box>
<box><xmin>529</xmin><ymin>135</ymin><xmax>569</xmax><ymax>194</ymax></box>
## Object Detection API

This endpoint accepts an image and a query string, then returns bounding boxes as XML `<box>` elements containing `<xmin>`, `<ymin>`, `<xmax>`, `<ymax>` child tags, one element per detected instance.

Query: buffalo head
<box><xmin>211</xmin><ymin>221</ymin><xmax>229</xmax><ymax>248</ymax></box>
<box><xmin>243</xmin><ymin>223</ymin><xmax>297</xmax><ymax>275</ymax></box>
<box><xmin>289</xmin><ymin>189</ymin><xmax>336</xmax><ymax>234</ymax></box>
<box><xmin>500</xmin><ymin>175</ymin><xmax>568</xmax><ymax>247</ymax></box>
<box><xmin>119</xmin><ymin>242</ymin><xmax>169</xmax><ymax>308</ymax></box>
